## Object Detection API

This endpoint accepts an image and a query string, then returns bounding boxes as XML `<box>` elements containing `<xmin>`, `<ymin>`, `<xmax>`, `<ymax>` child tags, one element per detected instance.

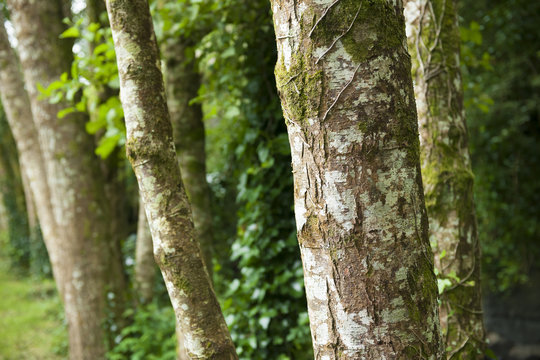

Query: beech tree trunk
<box><xmin>404</xmin><ymin>0</ymin><xmax>486</xmax><ymax>357</ymax></box>
<box><xmin>135</xmin><ymin>195</ymin><xmax>155</xmax><ymax>304</ymax></box>
<box><xmin>6</xmin><ymin>1</ymin><xmax>121</xmax><ymax>357</ymax></box>
<box><xmin>162</xmin><ymin>36</ymin><xmax>214</xmax><ymax>279</ymax></box>
<box><xmin>106</xmin><ymin>1</ymin><xmax>237</xmax><ymax>358</ymax></box>
<box><xmin>271</xmin><ymin>1</ymin><xmax>444</xmax><ymax>358</ymax></box>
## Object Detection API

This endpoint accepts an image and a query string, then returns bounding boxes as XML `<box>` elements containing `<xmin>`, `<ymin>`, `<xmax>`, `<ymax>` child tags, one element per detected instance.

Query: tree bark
<box><xmin>135</xmin><ymin>195</ymin><xmax>155</xmax><ymax>304</ymax></box>
<box><xmin>271</xmin><ymin>1</ymin><xmax>444</xmax><ymax>358</ymax></box>
<box><xmin>106</xmin><ymin>1</ymin><xmax>237</xmax><ymax>358</ymax></box>
<box><xmin>162</xmin><ymin>36</ymin><xmax>214</xmax><ymax>279</ymax></box>
<box><xmin>5</xmin><ymin>1</ymin><xmax>121</xmax><ymax>357</ymax></box>
<box><xmin>0</xmin><ymin>15</ymin><xmax>63</xmax><ymax>289</ymax></box>
<box><xmin>404</xmin><ymin>0</ymin><xmax>486</xmax><ymax>357</ymax></box>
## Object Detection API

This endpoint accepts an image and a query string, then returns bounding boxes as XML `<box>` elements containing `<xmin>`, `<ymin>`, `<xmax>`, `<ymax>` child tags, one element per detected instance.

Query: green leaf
<box><xmin>95</xmin><ymin>133</ymin><xmax>121</xmax><ymax>159</ymax></box>
<box><xmin>59</xmin><ymin>27</ymin><xmax>80</xmax><ymax>39</ymax></box>
<box><xmin>93</xmin><ymin>43</ymin><xmax>109</xmax><ymax>56</ymax></box>
<box><xmin>57</xmin><ymin>107</ymin><xmax>76</xmax><ymax>119</ymax></box>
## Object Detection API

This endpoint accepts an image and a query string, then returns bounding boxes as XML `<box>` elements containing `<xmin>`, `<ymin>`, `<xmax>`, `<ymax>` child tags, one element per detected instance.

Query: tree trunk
<box><xmin>86</xmin><ymin>0</ymin><xmax>107</xmax><ymax>25</ymax></box>
<box><xmin>106</xmin><ymin>1</ymin><xmax>237</xmax><ymax>358</ymax></box>
<box><xmin>135</xmin><ymin>195</ymin><xmax>155</xmax><ymax>304</ymax></box>
<box><xmin>162</xmin><ymin>36</ymin><xmax>214</xmax><ymax>279</ymax></box>
<box><xmin>0</xmin><ymin>15</ymin><xmax>63</xmax><ymax>290</ymax></box>
<box><xmin>404</xmin><ymin>0</ymin><xmax>486</xmax><ymax>357</ymax></box>
<box><xmin>6</xmin><ymin>1</ymin><xmax>120</xmax><ymax>357</ymax></box>
<box><xmin>270</xmin><ymin>1</ymin><xmax>444</xmax><ymax>358</ymax></box>
<box><xmin>0</xmin><ymin>111</ymin><xmax>30</xmax><ymax>271</ymax></box>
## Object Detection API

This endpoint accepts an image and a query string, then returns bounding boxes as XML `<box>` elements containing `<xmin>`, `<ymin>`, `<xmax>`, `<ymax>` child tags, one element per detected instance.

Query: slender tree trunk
<box><xmin>0</xmin><ymin>16</ymin><xmax>64</xmax><ymax>292</ymax></box>
<box><xmin>83</xmin><ymin>0</ymin><xmax>130</xmax><ymax>329</ymax></box>
<box><xmin>271</xmin><ymin>1</ymin><xmax>444</xmax><ymax>358</ymax></box>
<box><xmin>404</xmin><ymin>0</ymin><xmax>486</xmax><ymax>357</ymax></box>
<box><xmin>106</xmin><ymin>1</ymin><xmax>237</xmax><ymax>358</ymax></box>
<box><xmin>162</xmin><ymin>36</ymin><xmax>214</xmax><ymax>279</ymax></box>
<box><xmin>135</xmin><ymin>195</ymin><xmax>155</xmax><ymax>304</ymax></box>
<box><xmin>6</xmin><ymin>1</ymin><xmax>120</xmax><ymax>357</ymax></box>
<box><xmin>0</xmin><ymin>112</ymin><xmax>30</xmax><ymax>271</ymax></box>
<box><xmin>86</xmin><ymin>0</ymin><xmax>107</xmax><ymax>25</ymax></box>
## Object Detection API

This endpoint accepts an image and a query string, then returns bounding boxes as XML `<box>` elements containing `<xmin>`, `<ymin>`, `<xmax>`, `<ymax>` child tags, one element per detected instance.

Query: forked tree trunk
<box><xmin>404</xmin><ymin>0</ymin><xmax>486</xmax><ymax>357</ymax></box>
<box><xmin>270</xmin><ymin>0</ymin><xmax>444</xmax><ymax>358</ymax></box>
<box><xmin>162</xmin><ymin>37</ymin><xmax>214</xmax><ymax>279</ymax></box>
<box><xmin>135</xmin><ymin>195</ymin><xmax>155</xmax><ymax>304</ymax></box>
<box><xmin>106</xmin><ymin>1</ymin><xmax>237</xmax><ymax>358</ymax></box>
<box><xmin>6</xmin><ymin>1</ymin><xmax>121</xmax><ymax>357</ymax></box>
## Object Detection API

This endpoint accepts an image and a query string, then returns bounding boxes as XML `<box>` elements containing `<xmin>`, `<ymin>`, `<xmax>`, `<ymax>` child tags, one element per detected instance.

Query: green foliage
<box><xmin>461</xmin><ymin>0</ymin><xmax>540</xmax><ymax>291</ymax></box>
<box><xmin>38</xmin><ymin>1</ymin><xmax>313</xmax><ymax>358</ymax></box>
<box><xmin>107</xmin><ymin>304</ymin><xmax>176</xmax><ymax>360</ymax></box>
<box><xmin>187</xmin><ymin>0</ymin><xmax>313</xmax><ymax>357</ymax></box>
<box><xmin>39</xmin><ymin>18</ymin><xmax>125</xmax><ymax>159</ymax></box>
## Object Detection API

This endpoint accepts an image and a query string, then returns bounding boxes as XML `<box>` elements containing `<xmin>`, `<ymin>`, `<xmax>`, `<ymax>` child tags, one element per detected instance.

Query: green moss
<box><xmin>309</xmin><ymin>0</ymin><xmax>404</xmax><ymax>63</ymax></box>
<box><xmin>275</xmin><ymin>53</ymin><xmax>323</xmax><ymax>125</ymax></box>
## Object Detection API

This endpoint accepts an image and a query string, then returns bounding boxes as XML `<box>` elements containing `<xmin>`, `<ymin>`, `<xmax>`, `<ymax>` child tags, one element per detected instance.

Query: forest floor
<box><xmin>0</xmin><ymin>258</ymin><xmax>66</xmax><ymax>360</ymax></box>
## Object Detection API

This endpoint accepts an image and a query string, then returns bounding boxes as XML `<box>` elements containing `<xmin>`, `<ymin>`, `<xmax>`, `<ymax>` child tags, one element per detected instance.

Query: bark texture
<box><xmin>106</xmin><ymin>1</ymin><xmax>237</xmax><ymax>358</ymax></box>
<box><xmin>135</xmin><ymin>195</ymin><xmax>155</xmax><ymax>304</ymax></box>
<box><xmin>0</xmin><ymin>15</ymin><xmax>62</xmax><ymax>286</ymax></box>
<box><xmin>404</xmin><ymin>0</ymin><xmax>486</xmax><ymax>357</ymax></box>
<box><xmin>6</xmin><ymin>1</ymin><xmax>118</xmax><ymax>358</ymax></box>
<box><xmin>162</xmin><ymin>36</ymin><xmax>214</xmax><ymax>279</ymax></box>
<box><xmin>271</xmin><ymin>0</ymin><xmax>444</xmax><ymax>358</ymax></box>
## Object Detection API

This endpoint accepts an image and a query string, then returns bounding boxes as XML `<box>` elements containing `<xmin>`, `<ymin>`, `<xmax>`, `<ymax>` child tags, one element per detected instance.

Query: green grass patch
<box><xmin>0</xmin><ymin>256</ymin><xmax>67</xmax><ymax>359</ymax></box>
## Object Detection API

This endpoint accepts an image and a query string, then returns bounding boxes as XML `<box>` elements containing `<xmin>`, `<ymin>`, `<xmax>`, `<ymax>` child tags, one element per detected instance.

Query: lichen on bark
<box><xmin>106</xmin><ymin>1</ymin><xmax>237</xmax><ymax>358</ymax></box>
<box><xmin>404</xmin><ymin>0</ymin><xmax>486</xmax><ymax>357</ymax></box>
<box><xmin>271</xmin><ymin>0</ymin><xmax>444</xmax><ymax>358</ymax></box>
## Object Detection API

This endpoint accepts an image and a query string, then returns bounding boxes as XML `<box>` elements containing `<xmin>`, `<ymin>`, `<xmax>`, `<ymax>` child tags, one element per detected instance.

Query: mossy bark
<box><xmin>270</xmin><ymin>0</ymin><xmax>444</xmax><ymax>358</ymax></box>
<box><xmin>106</xmin><ymin>1</ymin><xmax>237</xmax><ymax>358</ymax></box>
<box><xmin>5</xmin><ymin>1</ymin><xmax>122</xmax><ymax>358</ymax></box>
<box><xmin>162</xmin><ymin>36</ymin><xmax>214</xmax><ymax>280</ymax></box>
<box><xmin>404</xmin><ymin>0</ymin><xmax>486</xmax><ymax>357</ymax></box>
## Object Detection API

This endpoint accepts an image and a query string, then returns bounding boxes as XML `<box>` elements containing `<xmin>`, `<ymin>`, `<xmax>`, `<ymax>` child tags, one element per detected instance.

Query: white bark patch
<box><xmin>404</xmin><ymin>0</ymin><xmax>423</xmax><ymax>37</ymax></box>
<box><xmin>183</xmin><ymin>332</ymin><xmax>205</xmax><ymax>358</ymax></box>
<box><xmin>323</xmin><ymin>170</ymin><xmax>356</xmax><ymax>232</ymax></box>
<box><xmin>327</xmin><ymin>277</ymin><xmax>370</xmax><ymax>349</ymax></box>
<box><xmin>328</xmin><ymin>128</ymin><xmax>364</xmax><ymax>154</ymax></box>
<box><xmin>316</xmin><ymin>41</ymin><xmax>355</xmax><ymax>92</ymax></box>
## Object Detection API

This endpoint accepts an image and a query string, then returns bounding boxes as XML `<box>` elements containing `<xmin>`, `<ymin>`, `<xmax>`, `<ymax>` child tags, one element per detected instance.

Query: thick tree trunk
<box><xmin>135</xmin><ymin>195</ymin><xmax>155</xmax><ymax>304</ymax></box>
<box><xmin>106</xmin><ymin>1</ymin><xmax>237</xmax><ymax>358</ymax></box>
<box><xmin>162</xmin><ymin>37</ymin><xmax>214</xmax><ymax>279</ymax></box>
<box><xmin>271</xmin><ymin>1</ymin><xmax>444</xmax><ymax>358</ymax></box>
<box><xmin>6</xmin><ymin>1</ymin><xmax>120</xmax><ymax>357</ymax></box>
<box><xmin>404</xmin><ymin>0</ymin><xmax>486</xmax><ymax>357</ymax></box>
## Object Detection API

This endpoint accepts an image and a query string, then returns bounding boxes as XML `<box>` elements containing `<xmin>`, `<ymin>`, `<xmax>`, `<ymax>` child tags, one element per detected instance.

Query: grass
<box><xmin>0</xmin><ymin>256</ymin><xmax>67</xmax><ymax>360</ymax></box>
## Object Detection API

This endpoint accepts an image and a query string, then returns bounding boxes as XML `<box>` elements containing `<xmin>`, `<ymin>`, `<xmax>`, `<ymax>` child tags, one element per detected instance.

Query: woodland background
<box><xmin>0</xmin><ymin>0</ymin><xmax>538</xmax><ymax>359</ymax></box>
